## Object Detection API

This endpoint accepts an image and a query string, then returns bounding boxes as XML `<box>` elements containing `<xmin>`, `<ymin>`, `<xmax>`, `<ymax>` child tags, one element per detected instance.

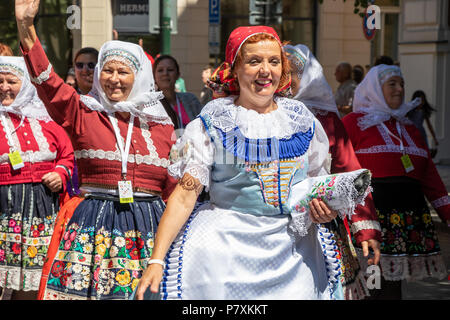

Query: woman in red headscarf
<box><xmin>135</xmin><ymin>26</ymin><xmax>373</xmax><ymax>300</ymax></box>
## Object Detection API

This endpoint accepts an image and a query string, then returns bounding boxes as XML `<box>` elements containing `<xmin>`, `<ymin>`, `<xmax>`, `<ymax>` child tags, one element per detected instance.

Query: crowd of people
<box><xmin>0</xmin><ymin>0</ymin><xmax>448</xmax><ymax>301</ymax></box>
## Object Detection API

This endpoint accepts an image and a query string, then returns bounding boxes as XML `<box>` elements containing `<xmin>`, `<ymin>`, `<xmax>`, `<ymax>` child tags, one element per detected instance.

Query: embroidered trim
<box><xmin>356</xmin><ymin>249</ymin><xmax>447</xmax><ymax>281</ymax></box>
<box><xmin>74</xmin><ymin>149</ymin><xmax>170</xmax><ymax>168</ymax></box>
<box><xmin>30</xmin><ymin>63</ymin><xmax>52</xmax><ymax>85</ymax></box>
<box><xmin>350</xmin><ymin>220</ymin><xmax>381</xmax><ymax>234</ymax></box>
<box><xmin>355</xmin><ymin>144</ymin><xmax>428</xmax><ymax>158</ymax></box>
<box><xmin>161</xmin><ymin>210</ymin><xmax>196</xmax><ymax>300</ymax></box>
<box><xmin>0</xmin><ymin>266</ymin><xmax>42</xmax><ymax>291</ymax></box>
<box><xmin>100</xmin><ymin>49</ymin><xmax>141</xmax><ymax>73</ymax></box>
<box><xmin>0</xmin><ymin>63</ymin><xmax>25</xmax><ymax>79</ymax></box>
<box><xmin>357</xmin><ymin>124</ymin><xmax>428</xmax><ymax>158</ymax></box>
<box><xmin>431</xmin><ymin>195</ymin><xmax>449</xmax><ymax>209</ymax></box>
<box><xmin>213</xmin><ymin>122</ymin><xmax>315</xmax><ymax>163</ymax></box>
<box><xmin>73</xmin><ymin>118</ymin><xmax>170</xmax><ymax>168</ymax></box>
<box><xmin>317</xmin><ymin>224</ymin><xmax>342</xmax><ymax>299</ymax></box>
<box><xmin>0</xmin><ymin>115</ymin><xmax>57</xmax><ymax>164</ymax></box>
<box><xmin>200</xmin><ymin>96</ymin><xmax>316</xmax><ymax>139</ymax></box>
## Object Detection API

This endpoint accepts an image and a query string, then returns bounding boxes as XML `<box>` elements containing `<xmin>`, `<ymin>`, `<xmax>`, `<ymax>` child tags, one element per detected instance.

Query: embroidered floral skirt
<box><xmin>42</xmin><ymin>194</ymin><xmax>164</xmax><ymax>300</ymax></box>
<box><xmin>356</xmin><ymin>176</ymin><xmax>446</xmax><ymax>281</ymax></box>
<box><xmin>325</xmin><ymin>217</ymin><xmax>369</xmax><ymax>300</ymax></box>
<box><xmin>0</xmin><ymin>183</ymin><xmax>59</xmax><ymax>291</ymax></box>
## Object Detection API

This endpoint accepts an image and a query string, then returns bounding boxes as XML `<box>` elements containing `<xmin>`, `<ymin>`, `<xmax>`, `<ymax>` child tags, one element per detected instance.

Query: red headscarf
<box><xmin>208</xmin><ymin>26</ymin><xmax>291</xmax><ymax>98</ymax></box>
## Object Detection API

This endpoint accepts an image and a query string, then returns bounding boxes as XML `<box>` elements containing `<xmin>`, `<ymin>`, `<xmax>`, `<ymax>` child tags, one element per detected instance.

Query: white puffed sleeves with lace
<box><xmin>168</xmin><ymin>118</ymin><xmax>215</xmax><ymax>190</ymax></box>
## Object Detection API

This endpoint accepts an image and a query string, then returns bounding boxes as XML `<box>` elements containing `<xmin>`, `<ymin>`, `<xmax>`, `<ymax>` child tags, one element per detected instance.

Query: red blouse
<box><xmin>342</xmin><ymin>112</ymin><xmax>450</xmax><ymax>222</ymax></box>
<box><xmin>315</xmin><ymin>111</ymin><xmax>381</xmax><ymax>244</ymax></box>
<box><xmin>22</xmin><ymin>38</ymin><xmax>177</xmax><ymax>201</ymax></box>
<box><xmin>0</xmin><ymin>112</ymin><xmax>74</xmax><ymax>192</ymax></box>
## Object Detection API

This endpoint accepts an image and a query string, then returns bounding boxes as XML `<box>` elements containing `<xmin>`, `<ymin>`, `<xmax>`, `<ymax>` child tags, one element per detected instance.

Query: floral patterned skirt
<box><xmin>357</xmin><ymin>176</ymin><xmax>447</xmax><ymax>281</ymax></box>
<box><xmin>42</xmin><ymin>194</ymin><xmax>164</xmax><ymax>300</ymax></box>
<box><xmin>325</xmin><ymin>217</ymin><xmax>370</xmax><ymax>300</ymax></box>
<box><xmin>0</xmin><ymin>183</ymin><xmax>59</xmax><ymax>291</ymax></box>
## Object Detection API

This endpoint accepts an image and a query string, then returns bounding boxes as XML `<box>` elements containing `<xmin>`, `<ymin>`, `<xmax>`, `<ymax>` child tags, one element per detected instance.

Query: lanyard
<box><xmin>380</xmin><ymin>121</ymin><xmax>404</xmax><ymax>153</ymax></box>
<box><xmin>1</xmin><ymin>112</ymin><xmax>25</xmax><ymax>152</ymax></box>
<box><xmin>174</xmin><ymin>96</ymin><xmax>184</xmax><ymax>129</ymax></box>
<box><xmin>108</xmin><ymin>113</ymin><xmax>135</xmax><ymax>180</ymax></box>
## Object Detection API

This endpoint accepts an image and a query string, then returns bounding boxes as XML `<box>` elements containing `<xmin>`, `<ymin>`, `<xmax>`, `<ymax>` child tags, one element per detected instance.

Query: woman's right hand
<box><xmin>135</xmin><ymin>263</ymin><xmax>164</xmax><ymax>300</ymax></box>
<box><xmin>15</xmin><ymin>0</ymin><xmax>40</xmax><ymax>23</ymax></box>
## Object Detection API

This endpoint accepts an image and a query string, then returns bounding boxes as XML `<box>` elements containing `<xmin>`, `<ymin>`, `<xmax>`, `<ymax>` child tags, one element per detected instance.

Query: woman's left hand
<box><xmin>360</xmin><ymin>239</ymin><xmax>381</xmax><ymax>265</ymax></box>
<box><xmin>42</xmin><ymin>172</ymin><xmax>63</xmax><ymax>192</ymax></box>
<box><xmin>309</xmin><ymin>198</ymin><xmax>338</xmax><ymax>223</ymax></box>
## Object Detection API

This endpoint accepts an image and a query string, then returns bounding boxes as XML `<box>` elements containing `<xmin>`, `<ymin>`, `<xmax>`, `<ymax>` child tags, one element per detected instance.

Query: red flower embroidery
<box><xmin>386</xmin><ymin>231</ymin><xmax>395</xmax><ymax>244</ymax></box>
<box><xmin>12</xmin><ymin>243</ymin><xmax>21</xmax><ymax>254</ymax></box>
<box><xmin>405</xmin><ymin>216</ymin><xmax>413</xmax><ymax>225</ymax></box>
<box><xmin>425</xmin><ymin>238</ymin><xmax>435</xmax><ymax>250</ymax></box>
<box><xmin>51</xmin><ymin>261</ymin><xmax>65</xmax><ymax>278</ymax></box>
<box><xmin>136</xmin><ymin>238</ymin><xmax>145</xmax><ymax>250</ymax></box>
<box><xmin>129</xmin><ymin>248</ymin><xmax>140</xmax><ymax>260</ymax></box>
<box><xmin>32</xmin><ymin>230</ymin><xmax>40</xmax><ymax>238</ymax></box>
<box><xmin>125</xmin><ymin>238</ymin><xmax>135</xmax><ymax>250</ymax></box>
<box><xmin>60</xmin><ymin>274</ymin><xmax>69</xmax><ymax>287</ymax></box>
<box><xmin>410</xmin><ymin>230</ymin><xmax>421</xmax><ymax>244</ymax></box>
<box><xmin>38</xmin><ymin>223</ymin><xmax>45</xmax><ymax>231</ymax></box>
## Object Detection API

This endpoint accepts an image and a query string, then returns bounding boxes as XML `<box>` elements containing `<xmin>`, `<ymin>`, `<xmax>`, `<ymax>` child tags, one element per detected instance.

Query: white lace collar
<box><xmin>200</xmin><ymin>96</ymin><xmax>315</xmax><ymax>139</ymax></box>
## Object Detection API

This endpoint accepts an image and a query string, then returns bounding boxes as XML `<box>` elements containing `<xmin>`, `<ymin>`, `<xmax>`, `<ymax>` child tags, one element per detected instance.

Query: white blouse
<box><xmin>168</xmin><ymin>96</ymin><xmax>330</xmax><ymax>190</ymax></box>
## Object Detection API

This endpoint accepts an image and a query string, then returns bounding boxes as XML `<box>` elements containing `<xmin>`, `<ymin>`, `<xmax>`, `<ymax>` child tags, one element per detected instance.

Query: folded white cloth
<box><xmin>288</xmin><ymin>169</ymin><xmax>372</xmax><ymax>237</ymax></box>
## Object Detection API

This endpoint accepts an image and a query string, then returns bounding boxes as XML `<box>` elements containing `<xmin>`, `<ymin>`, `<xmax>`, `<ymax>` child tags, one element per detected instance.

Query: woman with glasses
<box><xmin>73</xmin><ymin>47</ymin><xmax>98</xmax><ymax>95</ymax></box>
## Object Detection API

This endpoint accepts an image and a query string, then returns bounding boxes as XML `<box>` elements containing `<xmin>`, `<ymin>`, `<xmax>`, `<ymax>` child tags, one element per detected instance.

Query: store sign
<box><xmin>112</xmin><ymin>0</ymin><xmax>177</xmax><ymax>34</ymax></box>
<box><xmin>112</xmin><ymin>0</ymin><xmax>150</xmax><ymax>33</ymax></box>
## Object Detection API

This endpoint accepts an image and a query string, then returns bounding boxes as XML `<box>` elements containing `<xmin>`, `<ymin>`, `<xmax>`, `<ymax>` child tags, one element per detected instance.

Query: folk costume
<box><xmin>21</xmin><ymin>38</ymin><xmax>177</xmax><ymax>299</ymax></box>
<box><xmin>285</xmin><ymin>44</ymin><xmax>381</xmax><ymax>300</ymax></box>
<box><xmin>158</xmin><ymin>26</ymin><xmax>370</xmax><ymax>300</ymax></box>
<box><xmin>0</xmin><ymin>57</ymin><xmax>74</xmax><ymax>292</ymax></box>
<box><xmin>342</xmin><ymin>65</ymin><xmax>449</xmax><ymax>295</ymax></box>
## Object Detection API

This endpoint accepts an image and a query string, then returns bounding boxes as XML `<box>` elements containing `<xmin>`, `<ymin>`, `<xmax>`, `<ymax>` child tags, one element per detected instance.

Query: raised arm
<box><xmin>16</xmin><ymin>0</ymin><xmax>85</xmax><ymax>137</ymax></box>
<box><xmin>15</xmin><ymin>0</ymin><xmax>39</xmax><ymax>51</ymax></box>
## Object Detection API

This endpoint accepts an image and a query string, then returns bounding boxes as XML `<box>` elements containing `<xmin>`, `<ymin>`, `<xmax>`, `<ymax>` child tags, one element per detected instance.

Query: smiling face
<box><xmin>233</xmin><ymin>39</ymin><xmax>282</xmax><ymax>102</ymax></box>
<box><xmin>382</xmin><ymin>75</ymin><xmax>404</xmax><ymax>110</ymax></box>
<box><xmin>74</xmin><ymin>53</ymin><xmax>97</xmax><ymax>94</ymax></box>
<box><xmin>154</xmin><ymin>58</ymin><xmax>179</xmax><ymax>91</ymax></box>
<box><xmin>100</xmin><ymin>60</ymin><xmax>135</xmax><ymax>102</ymax></box>
<box><xmin>0</xmin><ymin>73</ymin><xmax>22</xmax><ymax>106</ymax></box>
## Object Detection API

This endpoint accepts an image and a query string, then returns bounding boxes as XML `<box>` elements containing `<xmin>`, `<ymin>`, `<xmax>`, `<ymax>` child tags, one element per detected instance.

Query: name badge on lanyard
<box><xmin>109</xmin><ymin>114</ymin><xmax>135</xmax><ymax>203</ymax></box>
<box><xmin>8</xmin><ymin>150</ymin><xmax>25</xmax><ymax>170</ymax></box>
<box><xmin>381</xmin><ymin>122</ymin><xmax>414</xmax><ymax>173</ymax></box>
<box><xmin>2</xmin><ymin>113</ymin><xmax>25</xmax><ymax>170</ymax></box>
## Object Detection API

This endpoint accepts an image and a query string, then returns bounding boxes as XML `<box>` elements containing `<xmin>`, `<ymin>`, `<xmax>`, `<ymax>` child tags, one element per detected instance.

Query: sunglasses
<box><xmin>75</xmin><ymin>62</ymin><xmax>96</xmax><ymax>70</ymax></box>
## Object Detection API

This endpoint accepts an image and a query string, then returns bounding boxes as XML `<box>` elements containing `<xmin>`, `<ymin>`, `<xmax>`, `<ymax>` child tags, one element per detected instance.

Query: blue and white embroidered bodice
<box><xmin>168</xmin><ymin>96</ymin><xmax>330</xmax><ymax>216</ymax></box>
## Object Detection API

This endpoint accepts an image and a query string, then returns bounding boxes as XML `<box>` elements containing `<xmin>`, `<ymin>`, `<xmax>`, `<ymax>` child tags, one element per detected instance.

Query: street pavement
<box><xmin>402</xmin><ymin>164</ymin><xmax>450</xmax><ymax>300</ymax></box>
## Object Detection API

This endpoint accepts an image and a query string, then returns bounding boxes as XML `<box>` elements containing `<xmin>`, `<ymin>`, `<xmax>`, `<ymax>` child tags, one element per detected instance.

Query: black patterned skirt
<box><xmin>326</xmin><ymin>217</ymin><xmax>370</xmax><ymax>299</ymax></box>
<box><xmin>0</xmin><ymin>183</ymin><xmax>59</xmax><ymax>291</ymax></box>
<box><xmin>357</xmin><ymin>176</ymin><xmax>446</xmax><ymax>281</ymax></box>
<box><xmin>43</xmin><ymin>193</ymin><xmax>164</xmax><ymax>300</ymax></box>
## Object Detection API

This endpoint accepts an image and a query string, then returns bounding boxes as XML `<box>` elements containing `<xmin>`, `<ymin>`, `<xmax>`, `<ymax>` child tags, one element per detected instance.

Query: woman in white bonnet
<box><xmin>342</xmin><ymin>64</ymin><xmax>450</xmax><ymax>299</ymax></box>
<box><xmin>15</xmin><ymin>0</ymin><xmax>177</xmax><ymax>300</ymax></box>
<box><xmin>0</xmin><ymin>56</ymin><xmax>74</xmax><ymax>300</ymax></box>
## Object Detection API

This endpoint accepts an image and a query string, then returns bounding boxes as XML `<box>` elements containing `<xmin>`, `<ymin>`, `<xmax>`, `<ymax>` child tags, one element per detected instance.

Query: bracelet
<box><xmin>148</xmin><ymin>259</ymin><xmax>165</xmax><ymax>268</ymax></box>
